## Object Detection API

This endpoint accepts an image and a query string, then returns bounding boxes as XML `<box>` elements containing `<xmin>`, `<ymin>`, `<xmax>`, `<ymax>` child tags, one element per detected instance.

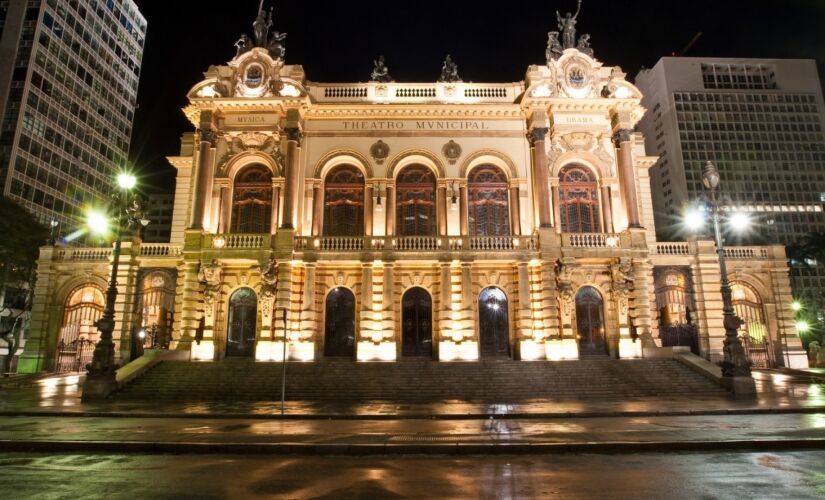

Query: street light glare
<box><xmin>728</xmin><ymin>212</ymin><xmax>751</xmax><ymax>231</ymax></box>
<box><xmin>795</xmin><ymin>321</ymin><xmax>810</xmax><ymax>333</ymax></box>
<box><xmin>117</xmin><ymin>173</ymin><xmax>137</xmax><ymax>190</ymax></box>
<box><xmin>86</xmin><ymin>210</ymin><xmax>109</xmax><ymax>235</ymax></box>
<box><xmin>684</xmin><ymin>209</ymin><xmax>705</xmax><ymax>231</ymax></box>
<box><xmin>791</xmin><ymin>301</ymin><xmax>803</xmax><ymax>312</ymax></box>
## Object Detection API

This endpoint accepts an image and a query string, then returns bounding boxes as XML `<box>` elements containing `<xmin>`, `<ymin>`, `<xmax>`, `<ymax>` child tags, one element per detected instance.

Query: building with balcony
<box><xmin>17</xmin><ymin>16</ymin><xmax>809</xmax><ymax>375</ymax></box>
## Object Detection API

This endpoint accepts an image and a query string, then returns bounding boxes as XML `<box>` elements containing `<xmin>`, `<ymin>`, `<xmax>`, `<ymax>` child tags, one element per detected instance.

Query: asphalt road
<box><xmin>2</xmin><ymin>451</ymin><xmax>824</xmax><ymax>499</ymax></box>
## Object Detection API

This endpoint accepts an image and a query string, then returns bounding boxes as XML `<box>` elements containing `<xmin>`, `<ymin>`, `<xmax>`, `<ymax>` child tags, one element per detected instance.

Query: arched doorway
<box><xmin>402</xmin><ymin>287</ymin><xmax>433</xmax><ymax>357</ymax></box>
<box><xmin>731</xmin><ymin>282</ymin><xmax>772</xmax><ymax>368</ymax></box>
<box><xmin>56</xmin><ymin>284</ymin><xmax>105</xmax><ymax>372</ymax></box>
<box><xmin>478</xmin><ymin>287</ymin><xmax>510</xmax><ymax>358</ymax></box>
<box><xmin>654</xmin><ymin>268</ymin><xmax>699</xmax><ymax>354</ymax></box>
<box><xmin>324</xmin><ymin>165</ymin><xmax>365</xmax><ymax>236</ymax></box>
<box><xmin>324</xmin><ymin>287</ymin><xmax>356</xmax><ymax>357</ymax></box>
<box><xmin>575</xmin><ymin>286</ymin><xmax>607</xmax><ymax>356</ymax></box>
<box><xmin>137</xmin><ymin>270</ymin><xmax>176</xmax><ymax>350</ymax></box>
<box><xmin>396</xmin><ymin>165</ymin><xmax>437</xmax><ymax>236</ymax></box>
<box><xmin>227</xmin><ymin>288</ymin><xmax>257</xmax><ymax>357</ymax></box>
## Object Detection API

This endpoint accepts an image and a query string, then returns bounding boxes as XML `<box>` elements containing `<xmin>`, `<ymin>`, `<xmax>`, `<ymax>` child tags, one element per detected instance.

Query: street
<box><xmin>2</xmin><ymin>451</ymin><xmax>823</xmax><ymax>499</ymax></box>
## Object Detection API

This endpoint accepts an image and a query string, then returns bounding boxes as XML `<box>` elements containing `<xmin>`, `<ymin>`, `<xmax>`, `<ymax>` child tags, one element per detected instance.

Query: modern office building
<box><xmin>636</xmin><ymin>57</ymin><xmax>825</xmax><ymax>308</ymax></box>
<box><xmin>0</xmin><ymin>0</ymin><xmax>145</xmax><ymax>228</ymax></box>
<box><xmin>19</xmin><ymin>11</ymin><xmax>809</xmax><ymax>381</ymax></box>
<box><xmin>142</xmin><ymin>192</ymin><xmax>174</xmax><ymax>243</ymax></box>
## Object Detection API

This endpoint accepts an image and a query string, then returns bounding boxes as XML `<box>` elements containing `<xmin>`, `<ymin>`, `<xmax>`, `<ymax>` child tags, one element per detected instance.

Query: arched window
<box><xmin>231</xmin><ymin>165</ymin><xmax>272</xmax><ymax>233</ymax></box>
<box><xmin>401</xmin><ymin>287</ymin><xmax>433</xmax><ymax>357</ymax></box>
<box><xmin>396</xmin><ymin>165</ymin><xmax>436</xmax><ymax>236</ymax></box>
<box><xmin>731</xmin><ymin>282</ymin><xmax>772</xmax><ymax>368</ymax></box>
<box><xmin>468</xmin><ymin>165</ymin><xmax>510</xmax><ymax>236</ymax></box>
<box><xmin>324</xmin><ymin>165</ymin><xmax>365</xmax><ymax>236</ymax></box>
<box><xmin>559</xmin><ymin>165</ymin><xmax>602</xmax><ymax>233</ymax></box>
<box><xmin>324</xmin><ymin>287</ymin><xmax>356</xmax><ymax>357</ymax></box>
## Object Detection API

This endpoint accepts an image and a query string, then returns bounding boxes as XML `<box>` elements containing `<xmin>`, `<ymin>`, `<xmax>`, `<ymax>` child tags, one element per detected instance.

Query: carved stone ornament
<box><xmin>235</xmin><ymin>59</ymin><xmax>272</xmax><ymax>98</ymax></box>
<box><xmin>370</xmin><ymin>140</ymin><xmax>390</xmax><ymax>165</ymax></box>
<box><xmin>336</xmin><ymin>272</ymin><xmax>345</xmax><ymax>286</ymax></box>
<box><xmin>412</xmin><ymin>273</ymin><xmax>422</xmax><ymax>286</ymax></box>
<box><xmin>261</xmin><ymin>259</ymin><xmax>278</xmax><ymax>299</ymax></box>
<box><xmin>442</xmin><ymin>140</ymin><xmax>462</xmax><ymax>164</ymax></box>
<box><xmin>375</xmin><ymin>85</ymin><xmax>388</xmax><ymax>98</ymax></box>
<box><xmin>197</xmin><ymin>260</ymin><xmax>223</xmax><ymax>317</ymax></box>
<box><xmin>239</xmin><ymin>272</ymin><xmax>250</xmax><ymax>286</ymax></box>
<box><xmin>489</xmin><ymin>272</ymin><xmax>499</xmax><ymax>285</ymax></box>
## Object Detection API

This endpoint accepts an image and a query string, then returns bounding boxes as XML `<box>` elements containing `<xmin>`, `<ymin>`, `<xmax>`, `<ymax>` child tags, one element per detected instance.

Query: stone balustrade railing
<box><xmin>139</xmin><ymin>244</ymin><xmax>182</xmax><ymax>257</ymax></box>
<box><xmin>295</xmin><ymin>235</ymin><xmax>539</xmax><ymax>253</ymax></box>
<box><xmin>309</xmin><ymin>82</ymin><xmax>521</xmax><ymax>103</ymax></box>
<box><xmin>725</xmin><ymin>247</ymin><xmax>770</xmax><ymax>259</ymax></box>
<box><xmin>211</xmin><ymin>233</ymin><xmax>268</xmax><ymax>249</ymax></box>
<box><xmin>653</xmin><ymin>242</ymin><xmax>691</xmax><ymax>255</ymax></box>
<box><xmin>56</xmin><ymin>248</ymin><xmax>113</xmax><ymax>262</ymax></box>
<box><xmin>563</xmin><ymin>233</ymin><xmax>622</xmax><ymax>248</ymax></box>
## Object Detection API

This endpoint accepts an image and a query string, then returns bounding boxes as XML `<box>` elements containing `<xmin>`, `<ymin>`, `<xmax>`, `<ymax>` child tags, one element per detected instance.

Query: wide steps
<box><xmin>118</xmin><ymin>358</ymin><xmax>729</xmax><ymax>402</ymax></box>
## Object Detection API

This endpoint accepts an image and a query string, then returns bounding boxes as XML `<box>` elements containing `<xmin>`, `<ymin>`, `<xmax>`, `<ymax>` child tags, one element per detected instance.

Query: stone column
<box><xmin>280</xmin><ymin>128</ymin><xmax>302</xmax><ymax>230</ymax></box>
<box><xmin>439</xmin><ymin>263</ymin><xmax>453</xmax><ymax>339</ymax></box>
<box><xmin>382</xmin><ymin>263</ymin><xmax>396</xmax><ymax>328</ymax></box>
<box><xmin>509</xmin><ymin>185</ymin><xmax>521</xmax><ymax>235</ymax></box>
<box><xmin>614</xmin><ymin>130</ymin><xmax>641</xmax><ymax>228</ymax></box>
<box><xmin>600</xmin><ymin>185</ymin><xmax>614</xmax><ymax>233</ymax></box>
<box><xmin>190</xmin><ymin>129</ymin><xmax>216</xmax><ymax>229</ymax></box>
<box><xmin>437</xmin><ymin>184</ymin><xmax>448</xmax><ymax>236</ymax></box>
<box><xmin>311</xmin><ymin>183</ymin><xmax>323</xmax><ymax>236</ymax></box>
<box><xmin>218</xmin><ymin>186</ymin><xmax>231</xmax><ymax>234</ymax></box>
<box><xmin>364</xmin><ymin>184</ymin><xmax>374</xmax><ymax>236</ymax></box>
<box><xmin>271</xmin><ymin>186</ymin><xmax>280</xmax><ymax>233</ymax></box>
<box><xmin>359</xmin><ymin>263</ymin><xmax>374</xmax><ymax>342</ymax></box>
<box><xmin>300</xmin><ymin>264</ymin><xmax>318</xmax><ymax>348</ymax></box>
<box><xmin>459</xmin><ymin>184</ymin><xmax>469</xmax><ymax>236</ymax></box>
<box><xmin>529</xmin><ymin>128</ymin><xmax>553</xmax><ymax>228</ymax></box>
<box><xmin>516</xmin><ymin>263</ymin><xmax>532</xmax><ymax>342</ymax></box>
<box><xmin>385</xmin><ymin>184</ymin><xmax>395</xmax><ymax>236</ymax></box>
<box><xmin>551</xmin><ymin>185</ymin><xmax>562</xmax><ymax>233</ymax></box>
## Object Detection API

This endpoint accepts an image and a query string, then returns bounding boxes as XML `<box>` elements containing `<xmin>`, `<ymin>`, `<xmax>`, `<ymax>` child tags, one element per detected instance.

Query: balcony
<box><xmin>308</xmin><ymin>81</ymin><xmax>522</xmax><ymax>104</ymax></box>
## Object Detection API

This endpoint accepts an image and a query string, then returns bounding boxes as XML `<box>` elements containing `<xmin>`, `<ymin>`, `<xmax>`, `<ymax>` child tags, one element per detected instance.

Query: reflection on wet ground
<box><xmin>0</xmin><ymin>369</ymin><xmax>822</xmax><ymax>418</ymax></box>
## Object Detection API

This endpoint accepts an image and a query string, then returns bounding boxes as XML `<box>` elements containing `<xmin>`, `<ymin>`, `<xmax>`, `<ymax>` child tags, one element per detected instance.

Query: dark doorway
<box><xmin>402</xmin><ymin>287</ymin><xmax>433</xmax><ymax>358</ymax></box>
<box><xmin>479</xmin><ymin>287</ymin><xmax>510</xmax><ymax>358</ymax></box>
<box><xmin>227</xmin><ymin>288</ymin><xmax>257</xmax><ymax>357</ymax></box>
<box><xmin>575</xmin><ymin>286</ymin><xmax>607</xmax><ymax>356</ymax></box>
<box><xmin>324</xmin><ymin>287</ymin><xmax>356</xmax><ymax>357</ymax></box>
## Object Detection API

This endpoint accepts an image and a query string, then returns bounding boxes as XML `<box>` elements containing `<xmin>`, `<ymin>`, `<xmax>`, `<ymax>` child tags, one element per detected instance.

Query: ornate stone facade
<box><xmin>18</xmin><ymin>23</ymin><xmax>809</xmax><ymax>373</ymax></box>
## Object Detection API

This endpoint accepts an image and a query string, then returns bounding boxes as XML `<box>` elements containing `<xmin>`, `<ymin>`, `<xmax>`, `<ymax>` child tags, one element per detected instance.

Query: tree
<box><xmin>0</xmin><ymin>197</ymin><xmax>48</xmax><ymax>375</ymax></box>
<box><xmin>786</xmin><ymin>231</ymin><xmax>825</xmax><ymax>268</ymax></box>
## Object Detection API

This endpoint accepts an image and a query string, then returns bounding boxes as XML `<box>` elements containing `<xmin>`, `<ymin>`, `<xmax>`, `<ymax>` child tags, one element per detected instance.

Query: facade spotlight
<box><xmin>795</xmin><ymin>320</ymin><xmax>810</xmax><ymax>333</ymax></box>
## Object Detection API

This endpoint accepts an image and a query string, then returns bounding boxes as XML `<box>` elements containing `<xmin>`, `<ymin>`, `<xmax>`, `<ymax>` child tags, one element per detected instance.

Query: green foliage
<box><xmin>0</xmin><ymin>196</ymin><xmax>49</xmax><ymax>283</ymax></box>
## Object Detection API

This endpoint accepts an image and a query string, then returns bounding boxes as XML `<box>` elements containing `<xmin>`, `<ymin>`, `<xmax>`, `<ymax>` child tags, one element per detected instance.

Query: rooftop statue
<box><xmin>577</xmin><ymin>33</ymin><xmax>593</xmax><ymax>57</ymax></box>
<box><xmin>546</xmin><ymin>31</ymin><xmax>563</xmax><ymax>62</ymax></box>
<box><xmin>438</xmin><ymin>54</ymin><xmax>461</xmax><ymax>83</ymax></box>
<box><xmin>556</xmin><ymin>0</ymin><xmax>582</xmax><ymax>49</ymax></box>
<box><xmin>371</xmin><ymin>55</ymin><xmax>393</xmax><ymax>82</ymax></box>
<box><xmin>234</xmin><ymin>2</ymin><xmax>288</xmax><ymax>61</ymax></box>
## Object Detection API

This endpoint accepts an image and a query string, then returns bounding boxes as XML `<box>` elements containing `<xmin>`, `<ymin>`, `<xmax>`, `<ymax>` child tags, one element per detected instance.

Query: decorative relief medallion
<box><xmin>336</xmin><ymin>272</ymin><xmax>345</xmax><ymax>286</ymax></box>
<box><xmin>412</xmin><ymin>273</ymin><xmax>422</xmax><ymax>285</ymax></box>
<box><xmin>370</xmin><ymin>140</ymin><xmax>390</xmax><ymax>165</ymax></box>
<box><xmin>375</xmin><ymin>85</ymin><xmax>388</xmax><ymax>98</ymax></box>
<box><xmin>442</xmin><ymin>140</ymin><xmax>462</xmax><ymax>165</ymax></box>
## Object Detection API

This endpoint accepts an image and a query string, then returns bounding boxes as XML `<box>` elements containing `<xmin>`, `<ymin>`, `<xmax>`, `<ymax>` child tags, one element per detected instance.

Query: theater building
<box><xmin>17</xmin><ymin>15</ymin><xmax>809</xmax><ymax>374</ymax></box>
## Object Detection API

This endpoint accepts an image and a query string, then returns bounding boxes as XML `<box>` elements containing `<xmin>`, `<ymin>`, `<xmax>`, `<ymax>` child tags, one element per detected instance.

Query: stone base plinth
<box><xmin>619</xmin><ymin>338</ymin><xmax>643</xmax><ymax>359</ymax></box>
<box><xmin>82</xmin><ymin>374</ymin><xmax>118</xmax><ymax>400</ymax></box>
<box><xmin>546</xmin><ymin>339</ymin><xmax>579</xmax><ymax>361</ymax></box>
<box><xmin>258</xmin><ymin>341</ymin><xmax>315</xmax><ymax>362</ymax></box>
<box><xmin>786</xmin><ymin>351</ymin><xmax>810</xmax><ymax>369</ymax></box>
<box><xmin>439</xmin><ymin>341</ymin><xmax>478</xmax><ymax>361</ymax></box>
<box><xmin>721</xmin><ymin>375</ymin><xmax>757</xmax><ymax>397</ymax></box>
<box><xmin>519</xmin><ymin>340</ymin><xmax>546</xmax><ymax>361</ymax></box>
<box><xmin>357</xmin><ymin>341</ymin><xmax>396</xmax><ymax>362</ymax></box>
<box><xmin>191</xmin><ymin>340</ymin><xmax>215</xmax><ymax>361</ymax></box>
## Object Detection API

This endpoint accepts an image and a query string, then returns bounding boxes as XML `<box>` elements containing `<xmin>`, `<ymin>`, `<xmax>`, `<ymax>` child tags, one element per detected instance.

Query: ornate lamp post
<box><xmin>82</xmin><ymin>173</ymin><xmax>148</xmax><ymax>400</ymax></box>
<box><xmin>701</xmin><ymin>161</ymin><xmax>755</xmax><ymax>395</ymax></box>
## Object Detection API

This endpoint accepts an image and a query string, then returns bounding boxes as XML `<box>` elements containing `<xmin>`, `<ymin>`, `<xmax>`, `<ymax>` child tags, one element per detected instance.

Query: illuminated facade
<box><xmin>18</xmin><ymin>20</ymin><xmax>809</xmax><ymax>374</ymax></box>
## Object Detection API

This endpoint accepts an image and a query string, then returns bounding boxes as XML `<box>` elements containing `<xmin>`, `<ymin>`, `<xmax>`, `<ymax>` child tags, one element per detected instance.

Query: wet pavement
<box><xmin>0</xmin><ymin>370</ymin><xmax>823</xmax><ymax>419</ymax></box>
<box><xmin>2</xmin><ymin>451</ymin><xmax>824</xmax><ymax>499</ymax></box>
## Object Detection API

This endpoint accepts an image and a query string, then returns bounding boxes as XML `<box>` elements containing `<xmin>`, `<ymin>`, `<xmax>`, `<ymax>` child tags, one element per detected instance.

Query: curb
<box><xmin>0</xmin><ymin>406</ymin><xmax>823</xmax><ymax>421</ymax></box>
<box><xmin>1</xmin><ymin>439</ymin><xmax>824</xmax><ymax>455</ymax></box>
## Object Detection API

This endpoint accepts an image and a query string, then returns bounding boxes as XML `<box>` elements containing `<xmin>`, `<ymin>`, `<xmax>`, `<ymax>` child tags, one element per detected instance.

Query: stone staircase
<box><xmin>117</xmin><ymin>358</ymin><xmax>729</xmax><ymax>402</ymax></box>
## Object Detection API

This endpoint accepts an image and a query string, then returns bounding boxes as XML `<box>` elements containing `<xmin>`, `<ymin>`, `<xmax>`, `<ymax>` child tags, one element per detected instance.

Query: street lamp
<box><xmin>699</xmin><ymin>161</ymin><xmax>754</xmax><ymax>392</ymax></box>
<box><xmin>82</xmin><ymin>172</ymin><xmax>148</xmax><ymax>400</ymax></box>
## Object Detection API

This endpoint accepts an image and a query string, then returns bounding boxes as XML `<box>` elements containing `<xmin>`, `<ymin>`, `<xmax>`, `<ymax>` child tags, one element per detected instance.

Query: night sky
<box><xmin>128</xmin><ymin>0</ymin><xmax>825</xmax><ymax>192</ymax></box>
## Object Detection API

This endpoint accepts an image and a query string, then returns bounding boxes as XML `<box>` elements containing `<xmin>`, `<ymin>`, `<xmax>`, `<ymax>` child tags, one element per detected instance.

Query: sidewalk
<box><xmin>1</xmin><ymin>370</ymin><xmax>823</xmax><ymax>420</ymax></box>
